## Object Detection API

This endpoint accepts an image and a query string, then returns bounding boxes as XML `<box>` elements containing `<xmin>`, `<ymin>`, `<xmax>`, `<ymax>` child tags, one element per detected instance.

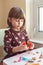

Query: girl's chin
<box><xmin>16</xmin><ymin>27</ymin><xmax>20</xmax><ymax>31</ymax></box>
<box><xmin>17</xmin><ymin>27</ymin><xmax>21</xmax><ymax>29</ymax></box>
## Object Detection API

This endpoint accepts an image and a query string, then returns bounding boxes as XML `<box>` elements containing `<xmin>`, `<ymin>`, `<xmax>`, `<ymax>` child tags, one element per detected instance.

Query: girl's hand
<box><xmin>18</xmin><ymin>44</ymin><xmax>29</xmax><ymax>52</ymax></box>
<box><xmin>12</xmin><ymin>44</ymin><xmax>28</xmax><ymax>53</ymax></box>
<box><xmin>27</xmin><ymin>41</ymin><xmax>34</xmax><ymax>49</ymax></box>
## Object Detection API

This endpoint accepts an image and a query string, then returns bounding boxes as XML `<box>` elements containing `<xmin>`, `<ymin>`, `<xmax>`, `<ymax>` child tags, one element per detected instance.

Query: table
<box><xmin>3</xmin><ymin>47</ymin><xmax>43</xmax><ymax>65</ymax></box>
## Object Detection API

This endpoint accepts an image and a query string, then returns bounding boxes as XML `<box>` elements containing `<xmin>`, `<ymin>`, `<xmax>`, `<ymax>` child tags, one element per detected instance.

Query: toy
<box><xmin>22</xmin><ymin>41</ymin><xmax>33</xmax><ymax>49</ymax></box>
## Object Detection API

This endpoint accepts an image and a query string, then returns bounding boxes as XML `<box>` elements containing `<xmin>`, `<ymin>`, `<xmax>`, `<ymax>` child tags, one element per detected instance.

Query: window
<box><xmin>38</xmin><ymin>7</ymin><xmax>43</xmax><ymax>32</ymax></box>
<box><xmin>29</xmin><ymin>0</ymin><xmax>43</xmax><ymax>42</ymax></box>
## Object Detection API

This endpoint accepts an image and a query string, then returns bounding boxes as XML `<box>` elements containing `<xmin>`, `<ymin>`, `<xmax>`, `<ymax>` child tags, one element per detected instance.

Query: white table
<box><xmin>3</xmin><ymin>47</ymin><xmax>43</xmax><ymax>65</ymax></box>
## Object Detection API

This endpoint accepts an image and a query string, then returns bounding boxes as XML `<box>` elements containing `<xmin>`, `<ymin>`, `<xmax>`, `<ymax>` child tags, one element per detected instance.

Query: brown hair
<box><xmin>7</xmin><ymin>7</ymin><xmax>26</xmax><ymax>30</ymax></box>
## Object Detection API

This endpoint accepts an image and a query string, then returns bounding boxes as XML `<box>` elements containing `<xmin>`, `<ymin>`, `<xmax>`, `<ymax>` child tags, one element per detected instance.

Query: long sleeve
<box><xmin>24</xmin><ymin>30</ymin><xmax>34</xmax><ymax>49</ymax></box>
<box><xmin>24</xmin><ymin>30</ymin><xmax>29</xmax><ymax>42</ymax></box>
<box><xmin>4</xmin><ymin>31</ymin><xmax>13</xmax><ymax>55</ymax></box>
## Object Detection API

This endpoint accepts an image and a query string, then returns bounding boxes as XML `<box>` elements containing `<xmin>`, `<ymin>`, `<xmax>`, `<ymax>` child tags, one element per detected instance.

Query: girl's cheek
<box><xmin>16</xmin><ymin>22</ymin><xmax>18</xmax><ymax>26</ymax></box>
<box><xmin>20</xmin><ymin>22</ymin><xmax>23</xmax><ymax>27</ymax></box>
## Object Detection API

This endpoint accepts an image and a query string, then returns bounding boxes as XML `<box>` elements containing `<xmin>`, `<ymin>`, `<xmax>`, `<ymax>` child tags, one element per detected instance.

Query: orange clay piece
<box><xmin>25</xmin><ymin>63</ymin><xmax>39</xmax><ymax>65</ymax></box>
<box><xmin>27</xmin><ymin>41</ymin><xmax>33</xmax><ymax>49</ymax></box>
<box><xmin>22</xmin><ymin>42</ymin><xmax>26</xmax><ymax>45</ymax></box>
<box><xmin>22</xmin><ymin>41</ymin><xmax>29</xmax><ymax>49</ymax></box>
<box><xmin>22</xmin><ymin>41</ymin><xmax>33</xmax><ymax>49</ymax></box>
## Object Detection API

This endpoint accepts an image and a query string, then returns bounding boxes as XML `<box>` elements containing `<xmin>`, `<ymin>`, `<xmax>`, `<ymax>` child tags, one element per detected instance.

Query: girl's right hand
<box><xmin>18</xmin><ymin>44</ymin><xmax>29</xmax><ymax>52</ymax></box>
<box><xmin>12</xmin><ymin>44</ymin><xmax>29</xmax><ymax>53</ymax></box>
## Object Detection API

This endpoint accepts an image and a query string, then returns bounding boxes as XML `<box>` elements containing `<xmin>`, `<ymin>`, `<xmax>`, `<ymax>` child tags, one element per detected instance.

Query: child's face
<box><xmin>11</xmin><ymin>18</ymin><xmax>24</xmax><ymax>30</ymax></box>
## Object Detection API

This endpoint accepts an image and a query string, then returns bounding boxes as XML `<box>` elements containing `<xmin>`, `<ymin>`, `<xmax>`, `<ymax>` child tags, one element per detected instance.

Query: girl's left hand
<box><xmin>27</xmin><ymin>41</ymin><xmax>34</xmax><ymax>49</ymax></box>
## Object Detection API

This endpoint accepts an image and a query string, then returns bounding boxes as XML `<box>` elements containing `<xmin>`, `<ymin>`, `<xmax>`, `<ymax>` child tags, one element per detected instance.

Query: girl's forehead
<box><xmin>16</xmin><ymin>18</ymin><xmax>24</xmax><ymax>21</ymax></box>
<box><xmin>11</xmin><ymin>18</ymin><xmax>24</xmax><ymax>22</ymax></box>
<box><xmin>12</xmin><ymin>18</ymin><xmax>24</xmax><ymax>20</ymax></box>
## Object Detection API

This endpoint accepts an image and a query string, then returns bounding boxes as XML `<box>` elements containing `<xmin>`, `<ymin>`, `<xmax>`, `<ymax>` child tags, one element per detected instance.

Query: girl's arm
<box><xmin>12</xmin><ymin>44</ymin><xmax>28</xmax><ymax>53</ymax></box>
<box><xmin>4</xmin><ymin>30</ymin><xmax>28</xmax><ymax>54</ymax></box>
<box><xmin>24</xmin><ymin>30</ymin><xmax>34</xmax><ymax>49</ymax></box>
<box><xmin>4</xmin><ymin>31</ymin><xmax>13</xmax><ymax>55</ymax></box>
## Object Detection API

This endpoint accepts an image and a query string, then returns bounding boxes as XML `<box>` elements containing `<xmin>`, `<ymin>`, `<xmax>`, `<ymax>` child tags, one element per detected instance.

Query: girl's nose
<box><xmin>18</xmin><ymin>21</ymin><xmax>20</xmax><ymax>24</ymax></box>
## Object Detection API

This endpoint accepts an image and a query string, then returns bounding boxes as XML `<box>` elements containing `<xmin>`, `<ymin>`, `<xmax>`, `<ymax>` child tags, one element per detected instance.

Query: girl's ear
<box><xmin>8</xmin><ymin>17</ymin><xmax>11</xmax><ymax>22</ymax></box>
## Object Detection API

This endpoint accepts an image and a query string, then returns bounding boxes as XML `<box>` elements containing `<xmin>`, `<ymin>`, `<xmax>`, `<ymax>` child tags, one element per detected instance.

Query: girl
<box><xmin>4</xmin><ymin>7</ymin><xmax>34</xmax><ymax>59</ymax></box>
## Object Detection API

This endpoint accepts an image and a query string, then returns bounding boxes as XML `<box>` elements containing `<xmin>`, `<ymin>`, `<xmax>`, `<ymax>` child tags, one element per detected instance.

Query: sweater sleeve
<box><xmin>24</xmin><ymin>30</ymin><xmax>29</xmax><ymax>42</ymax></box>
<box><xmin>4</xmin><ymin>30</ymin><xmax>13</xmax><ymax>55</ymax></box>
<box><xmin>24</xmin><ymin>30</ymin><xmax>34</xmax><ymax>49</ymax></box>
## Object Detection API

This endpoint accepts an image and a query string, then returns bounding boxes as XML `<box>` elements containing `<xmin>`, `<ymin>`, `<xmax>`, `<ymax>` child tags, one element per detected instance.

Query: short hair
<box><xmin>7</xmin><ymin>7</ymin><xmax>26</xmax><ymax>30</ymax></box>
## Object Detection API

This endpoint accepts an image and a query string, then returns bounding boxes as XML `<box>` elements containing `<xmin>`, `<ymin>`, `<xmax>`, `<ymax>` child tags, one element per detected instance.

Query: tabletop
<box><xmin>3</xmin><ymin>47</ymin><xmax>43</xmax><ymax>65</ymax></box>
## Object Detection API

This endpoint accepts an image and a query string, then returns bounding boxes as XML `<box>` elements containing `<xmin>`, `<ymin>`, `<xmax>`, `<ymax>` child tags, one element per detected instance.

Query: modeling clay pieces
<box><xmin>39</xmin><ymin>54</ymin><xmax>43</xmax><ymax>58</ymax></box>
<box><xmin>32</xmin><ymin>57</ymin><xmax>36</xmax><ymax>60</ymax></box>
<box><xmin>21</xmin><ymin>57</ymin><xmax>34</xmax><ymax>62</ymax></box>
<box><xmin>14</xmin><ymin>61</ymin><xmax>17</xmax><ymax>63</ymax></box>
<box><xmin>25</xmin><ymin>62</ymin><xmax>39</xmax><ymax>65</ymax></box>
<box><xmin>18</xmin><ymin>57</ymin><xmax>21</xmax><ymax>62</ymax></box>
<box><xmin>22</xmin><ymin>41</ymin><xmax>33</xmax><ymax>49</ymax></box>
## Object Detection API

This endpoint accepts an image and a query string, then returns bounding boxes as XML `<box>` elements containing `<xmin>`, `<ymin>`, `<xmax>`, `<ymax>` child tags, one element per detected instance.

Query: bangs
<box><xmin>13</xmin><ymin>11</ymin><xmax>25</xmax><ymax>19</ymax></box>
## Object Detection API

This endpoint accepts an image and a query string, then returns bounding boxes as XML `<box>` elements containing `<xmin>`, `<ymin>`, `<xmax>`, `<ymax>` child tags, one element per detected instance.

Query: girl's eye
<box><xmin>15</xmin><ymin>19</ymin><xmax>24</xmax><ymax>22</ymax></box>
<box><xmin>16</xmin><ymin>19</ymin><xmax>19</xmax><ymax>22</ymax></box>
<box><xmin>20</xmin><ymin>19</ymin><xmax>24</xmax><ymax>22</ymax></box>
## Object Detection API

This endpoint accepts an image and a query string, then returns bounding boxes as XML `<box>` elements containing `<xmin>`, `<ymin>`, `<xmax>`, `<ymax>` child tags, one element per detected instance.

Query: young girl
<box><xmin>4</xmin><ymin>7</ymin><xmax>34</xmax><ymax>59</ymax></box>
